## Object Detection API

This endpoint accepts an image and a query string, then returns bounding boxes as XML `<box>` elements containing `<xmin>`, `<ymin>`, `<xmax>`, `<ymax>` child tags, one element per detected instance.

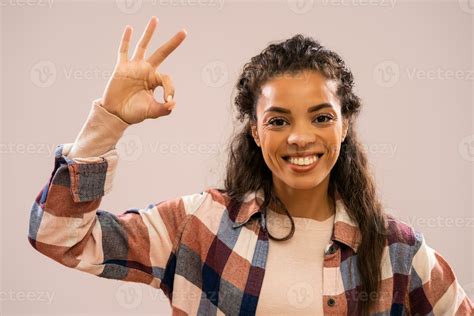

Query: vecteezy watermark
<box><xmin>115</xmin><ymin>0</ymin><xmax>224</xmax><ymax>14</ymax></box>
<box><xmin>287</xmin><ymin>0</ymin><xmax>315</xmax><ymax>14</ymax></box>
<box><xmin>201</xmin><ymin>60</ymin><xmax>316</xmax><ymax>89</ymax></box>
<box><xmin>148</xmin><ymin>287</ymin><xmax>224</xmax><ymax>305</ymax></box>
<box><xmin>115</xmin><ymin>283</ymin><xmax>143</xmax><ymax>309</ymax></box>
<box><xmin>0</xmin><ymin>0</ymin><xmax>54</xmax><ymax>8</ymax></box>
<box><xmin>373</xmin><ymin>60</ymin><xmax>400</xmax><ymax>88</ymax></box>
<box><xmin>153</xmin><ymin>0</ymin><xmax>225</xmax><ymax>9</ymax></box>
<box><xmin>458</xmin><ymin>0</ymin><xmax>474</xmax><ymax>14</ymax></box>
<box><xmin>458</xmin><ymin>134</ymin><xmax>474</xmax><ymax>162</ymax></box>
<box><xmin>116</xmin><ymin>0</ymin><xmax>142</xmax><ymax>14</ymax></box>
<box><xmin>201</xmin><ymin>60</ymin><xmax>229</xmax><ymax>88</ymax></box>
<box><xmin>405</xmin><ymin>68</ymin><xmax>474</xmax><ymax>81</ymax></box>
<box><xmin>0</xmin><ymin>142</ymin><xmax>57</xmax><ymax>157</ymax></box>
<box><xmin>148</xmin><ymin>141</ymin><xmax>224</xmax><ymax>156</ymax></box>
<box><xmin>149</xmin><ymin>287</ymin><xmax>237</xmax><ymax>305</ymax></box>
<box><xmin>117</xmin><ymin>281</ymin><xmax>240</xmax><ymax>308</ymax></box>
<box><xmin>116</xmin><ymin>134</ymin><xmax>144</xmax><ymax>162</ymax></box>
<box><xmin>374</xmin><ymin>60</ymin><xmax>474</xmax><ymax>87</ymax></box>
<box><xmin>62</xmin><ymin>66</ymin><xmax>113</xmax><ymax>81</ymax></box>
<box><xmin>361</xmin><ymin>142</ymin><xmax>398</xmax><ymax>158</ymax></box>
<box><xmin>148</xmin><ymin>287</ymin><xmax>169</xmax><ymax>303</ymax></box>
<box><xmin>30</xmin><ymin>61</ymin><xmax>57</xmax><ymax>88</ymax></box>
<box><xmin>286</xmin><ymin>281</ymin><xmax>315</xmax><ymax>309</ymax></box>
<box><xmin>288</xmin><ymin>0</ymin><xmax>396</xmax><ymax>14</ymax></box>
<box><xmin>116</xmin><ymin>133</ymin><xmax>226</xmax><ymax>162</ymax></box>
<box><xmin>30</xmin><ymin>60</ymin><xmax>113</xmax><ymax>88</ymax></box>
<box><xmin>0</xmin><ymin>289</ymin><xmax>55</xmax><ymax>304</ymax></box>
<box><xmin>401</xmin><ymin>215</ymin><xmax>474</xmax><ymax>229</ymax></box>
<box><xmin>321</xmin><ymin>0</ymin><xmax>396</xmax><ymax>9</ymax></box>
<box><xmin>338</xmin><ymin>142</ymin><xmax>398</xmax><ymax>159</ymax></box>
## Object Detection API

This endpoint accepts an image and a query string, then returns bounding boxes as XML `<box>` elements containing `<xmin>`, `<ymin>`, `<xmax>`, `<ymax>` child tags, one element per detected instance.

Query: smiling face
<box><xmin>250</xmin><ymin>70</ymin><xmax>348</xmax><ymax>191</ymax></box>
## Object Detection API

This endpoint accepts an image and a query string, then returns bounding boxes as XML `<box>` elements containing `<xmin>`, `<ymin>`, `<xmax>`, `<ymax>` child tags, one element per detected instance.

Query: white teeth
<box><xmin>287</xmin><ymin>155</ymin><xmax>319</xmax><ymax>166</ymax></box>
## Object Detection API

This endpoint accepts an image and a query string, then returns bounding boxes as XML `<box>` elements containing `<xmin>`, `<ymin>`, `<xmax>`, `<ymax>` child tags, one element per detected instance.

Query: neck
<box><xmin>270</xmin><ymin>175</ymin><xmax>335</xmax><ymax>222</ymax></box>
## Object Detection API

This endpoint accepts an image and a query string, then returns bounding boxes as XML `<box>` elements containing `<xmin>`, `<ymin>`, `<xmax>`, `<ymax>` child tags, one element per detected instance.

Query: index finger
<box><xmin>147</xmin><ymin>29</ymin><xmax>187</xmax><ymax>68</ymax></box>
<box><xmin>118</xmin><ymin>25</ymin><xmax>133</xmax><ymax>63</ymax></box>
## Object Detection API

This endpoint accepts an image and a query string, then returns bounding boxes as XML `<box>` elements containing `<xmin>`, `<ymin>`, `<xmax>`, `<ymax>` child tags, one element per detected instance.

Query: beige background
<box><xmin>1</xmin><ymin>0</ymin><xmax>473</xmax><ymax>315</ymax></box>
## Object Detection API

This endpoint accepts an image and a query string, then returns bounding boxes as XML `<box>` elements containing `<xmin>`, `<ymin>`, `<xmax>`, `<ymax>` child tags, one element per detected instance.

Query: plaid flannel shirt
<box><xmin>28</xmin><ymin>142</ymin><xmax>474</xmax><ymax>315</ymax></box>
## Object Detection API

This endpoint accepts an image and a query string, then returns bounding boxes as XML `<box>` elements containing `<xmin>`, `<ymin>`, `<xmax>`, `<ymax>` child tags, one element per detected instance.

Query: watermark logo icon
<box><xmin>288</xmin><ymin>0</ymin><xmax>314</xmax><ymax>14</ymax></box>
<box><xmin>458</xmin><ymin>0</ymin><xmax>474</xmax><ymax>14</ymax></box>
<box><xmin>115</xmin><ymin>283</ymin><xmax>143</xmax><ymax>309</ymax></box>
<box><xmin>116</xmin><ymin>0</ymin><xmax>142</xmax><ymax>14</ymax></box>
<box><xmin>458</xmin><ymin>134</ymin><xmax>474</xmax><ymax>162</ymax></box>
<box><xmin>201</xmin><ymin>60</ymin><xmax>228</xmax><ymax>88</ymax></box>
<box><xmin>116</xmin><ymin>134</ymin><xmax>143</xmax><ymax>161</ymax></box>
<box><xmin>30</xmin><ymin>60</ymin><xmax>57</xmax><ymax>88</ymax></box>
<box><xmin>374</xmin><ymin>60</ymin><xmax>400</xmax><ymax>87</ymax></box>
<box><xmin>286</xmin><ymin>281</ymin><xmax>315</xmax><ymax>309</ymax></box>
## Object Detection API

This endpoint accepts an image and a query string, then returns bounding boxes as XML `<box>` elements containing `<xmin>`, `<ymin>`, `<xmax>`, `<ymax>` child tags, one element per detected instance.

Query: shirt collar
<box><xmin>231</xmin><ymin>188</ymin><xmax>361</xmax><ymax>252</ymax></box>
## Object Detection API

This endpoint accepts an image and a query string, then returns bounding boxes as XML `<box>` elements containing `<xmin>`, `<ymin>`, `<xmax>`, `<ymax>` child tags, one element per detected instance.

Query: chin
<box><xmin>278</xmin><ymin>175</ymin><xmax>328</xmax><ymax>190</ymax></box>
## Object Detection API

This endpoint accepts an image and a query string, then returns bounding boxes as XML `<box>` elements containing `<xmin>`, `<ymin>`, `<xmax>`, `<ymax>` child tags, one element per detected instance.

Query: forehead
<box><xmin>257</xmin><ymin>71</ymin><xmax>340</xmax><ymax>112</ymax></box>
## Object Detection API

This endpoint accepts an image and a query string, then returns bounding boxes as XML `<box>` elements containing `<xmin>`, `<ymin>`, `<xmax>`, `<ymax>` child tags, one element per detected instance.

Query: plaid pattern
<box><xmin>28</xmin><ymin>142</ymin><xmax>474</xmax><ymax>315</ymax></box>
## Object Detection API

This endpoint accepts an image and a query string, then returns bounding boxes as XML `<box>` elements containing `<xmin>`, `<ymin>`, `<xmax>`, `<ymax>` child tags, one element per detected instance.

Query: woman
<box><xmin>28</xmin><ymin>16</ymin><xmax>473</xmax><ymax>315</ymax></box>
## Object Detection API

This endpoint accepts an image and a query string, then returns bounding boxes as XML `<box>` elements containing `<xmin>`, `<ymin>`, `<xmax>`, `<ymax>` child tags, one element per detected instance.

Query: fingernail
<box><xmin>167</xmin><ymin>95</ymin><xmax>173</xmax><ymax>102</ymax></box>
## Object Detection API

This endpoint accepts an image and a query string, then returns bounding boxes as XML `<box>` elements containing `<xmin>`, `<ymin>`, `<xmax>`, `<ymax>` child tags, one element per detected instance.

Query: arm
<box><xmin>407</xmin><ymin>230</ymin><xmax>474</xmax><ymax>315</ymax></box>
<box><xmin>28</xmin><ymin>99</ymin><xmax>208</xmax><ymax>293</ymax></box>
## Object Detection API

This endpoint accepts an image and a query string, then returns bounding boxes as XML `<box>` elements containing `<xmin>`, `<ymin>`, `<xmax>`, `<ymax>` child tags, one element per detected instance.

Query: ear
<box><xmin>342</xmin><ymin>118</ymin><xmax>349</xmax><ymax>142</ymax></box>
<box><xmin>250</xmin><ymin>122</ymin><xmax>261</xmax><ymax>147</ymax></box>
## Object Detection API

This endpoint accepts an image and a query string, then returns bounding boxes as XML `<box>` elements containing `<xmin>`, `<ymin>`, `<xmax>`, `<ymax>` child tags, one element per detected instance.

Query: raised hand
<box><xmin>101</xmin><ymin>16</ymin><xmax>186</xmax><ymax>124</ymax></box>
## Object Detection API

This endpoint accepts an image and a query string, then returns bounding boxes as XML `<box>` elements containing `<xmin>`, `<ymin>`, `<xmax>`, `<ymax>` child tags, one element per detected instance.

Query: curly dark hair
<box><xmin>220</xmin><ymin>34</ymin><xmax>389</xmax><ymax>315</ymax></box>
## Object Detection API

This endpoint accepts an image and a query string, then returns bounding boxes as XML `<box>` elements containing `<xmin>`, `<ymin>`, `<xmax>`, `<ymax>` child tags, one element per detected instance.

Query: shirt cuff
<box><xmin>59</xmin><ymin>142</ymin><xmax>118</xmax><ymax>202</ymax></box>
<box><xmin>67</xmin><ymin>98</ymin><xmax>130</xmax><ymax>159</ymax></box>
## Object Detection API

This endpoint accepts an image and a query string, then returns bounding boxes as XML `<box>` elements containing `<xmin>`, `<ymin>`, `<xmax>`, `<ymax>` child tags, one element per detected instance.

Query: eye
<box><xmin>267</xmin><ymin>118</ymin><xmax>288</xmax><ymax>127</ymax></box>
<box><xmin>266</xmin><ymin>115</ymin><xmax>334</xmax><ymax>127</ymax></box>
<box><xmin>314</xmin><ymin>115</ymin><xmax>334</xmax><ymax>123</ymax></box>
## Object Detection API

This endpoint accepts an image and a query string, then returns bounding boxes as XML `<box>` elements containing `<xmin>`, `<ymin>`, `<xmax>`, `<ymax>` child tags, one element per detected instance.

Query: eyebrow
<box><xmin>263</xmin><ymin>103</ymin><xmax>334</xmax><ymax>114</ymax></box>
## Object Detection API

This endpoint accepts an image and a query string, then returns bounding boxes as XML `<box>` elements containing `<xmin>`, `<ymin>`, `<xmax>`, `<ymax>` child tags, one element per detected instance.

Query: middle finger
<box><xmin>131</xmin><ymin>16</ymin><xmax>159</xmax><ymax>61</ymax></box>
<box><xmin>147</xmin><ymin>29</ymin><xmax>187</xmax><ymax>68</ymax></box>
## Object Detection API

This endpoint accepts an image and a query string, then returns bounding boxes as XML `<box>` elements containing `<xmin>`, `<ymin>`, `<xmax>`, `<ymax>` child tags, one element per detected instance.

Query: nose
<box><xmin>287</xmin><ymin>123</ymin><xmax>316</xmax><ymax>148</ymax></box>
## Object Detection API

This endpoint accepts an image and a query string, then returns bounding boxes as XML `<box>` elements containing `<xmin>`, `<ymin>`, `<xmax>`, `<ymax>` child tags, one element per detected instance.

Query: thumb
<box><xmin>146</xmin><ymin>97</ymin><xmax>176</xmax><ymax>119</ymax></box>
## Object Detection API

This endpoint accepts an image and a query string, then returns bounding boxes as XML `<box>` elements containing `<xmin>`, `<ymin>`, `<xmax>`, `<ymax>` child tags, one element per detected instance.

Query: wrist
<box><xmin>67</xmin><ymin>98</ymin><xmax>130</xmax><ymax>158</ymax></box>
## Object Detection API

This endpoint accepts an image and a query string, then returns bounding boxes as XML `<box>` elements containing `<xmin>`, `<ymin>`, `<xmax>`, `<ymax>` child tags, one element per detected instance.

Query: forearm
<box><xmin>67</xmin><ymin>98</ymin><xmax>130</xmax><ymax>159</ymax></box>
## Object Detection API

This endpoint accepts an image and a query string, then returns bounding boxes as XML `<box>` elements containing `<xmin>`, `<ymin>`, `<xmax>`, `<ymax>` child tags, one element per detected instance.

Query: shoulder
<box><xmin>179</xmin><ymin>187</ymin><xmax>233</xmax><ymax>218</ymax></box>
<box><xmin>385</xmin><ymin>212</ymin><xmax>423</xmax><ymax>250</ymax></box>
<box><xmin>156</xmin><ymin>187</ymin><xmax>239</xmax><ymax>221</ymax></box>
<box><xmin>383</xmin><ymin>213</ymin><xmax>425</xmax><ymax>270</ymax></box>
<box><xmin>384</xmin><ymin>212</ymin><xmax>457</xmax><ymax>272</ymax></box>
<box><xmin>186</xmin><ymin>188</ymin><xmax>258</xmax><ymax>227</ymax></box>
<box><xmin>203</xmin><ymin>187</ymin><xmax>232</xmax><ymax>207</ymax></box>
<box><xmin>153</xmin><ymin>189</ymin><xmax>215</xmax><ymax>220</ymax></box>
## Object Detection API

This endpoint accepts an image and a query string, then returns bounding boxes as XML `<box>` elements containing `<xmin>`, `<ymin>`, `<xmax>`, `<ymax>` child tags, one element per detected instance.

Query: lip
<box><xmin>283</xmin><ymin>152</ymin><xmax>323</xmax><ymax>158</ymax></box>
<box><xmin>283</xmin><ymin>154</ymin><xmax>322</xmax><ymax>173</ymax></box>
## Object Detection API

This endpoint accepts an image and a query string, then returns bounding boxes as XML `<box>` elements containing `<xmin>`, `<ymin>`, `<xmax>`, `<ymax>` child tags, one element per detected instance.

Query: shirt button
<box><xmin>327</xmin><ymin>298</ymin><xmax>336</xmax><ymax>307</ymax></box>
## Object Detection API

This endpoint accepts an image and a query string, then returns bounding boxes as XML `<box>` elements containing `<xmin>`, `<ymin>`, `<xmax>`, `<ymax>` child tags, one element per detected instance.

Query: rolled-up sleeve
<box><xmin>28</xmin><ymin>99</ymin><xmax>208</xmax><ymax>294</ymax></box>
<box><xmin>408</xmin><ymin>231</ymin><xmax>474</xmax><ymax>315</ymax></box>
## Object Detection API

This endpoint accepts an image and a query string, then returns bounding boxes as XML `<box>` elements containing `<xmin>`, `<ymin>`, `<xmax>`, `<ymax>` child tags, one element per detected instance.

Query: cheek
<box><xmin>259</xmin><ymin>136</ymin><xmax>284</xmax><ymax>166</ymax></box>
<box><xmin>261</xmin><ymin>144</ymin><xmax>279</xmax><ymax>165</ymax></box>
<box><xmin>260</xmin><ymin>133</ymin><xmax>279</xmax><ymax>153</ymax></box>
<box><xmin>325</xmin><ymin>142</ymin><xmax>342</xmax><ymax>164</ymax></box>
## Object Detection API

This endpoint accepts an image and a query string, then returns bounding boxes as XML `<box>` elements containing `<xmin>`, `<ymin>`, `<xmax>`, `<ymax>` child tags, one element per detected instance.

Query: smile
<box><xmin>282</xmin><ymin>154</ymin><xmax>323</xmax><ymax>172</ymax></box>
